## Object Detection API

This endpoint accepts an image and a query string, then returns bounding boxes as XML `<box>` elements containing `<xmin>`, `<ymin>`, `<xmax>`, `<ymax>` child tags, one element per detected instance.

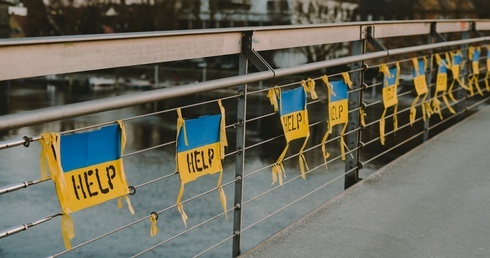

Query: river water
<box><xmin>0</xmin><ymin>81</ymin><xmax>375</xmax><ymax>257</ymax></box>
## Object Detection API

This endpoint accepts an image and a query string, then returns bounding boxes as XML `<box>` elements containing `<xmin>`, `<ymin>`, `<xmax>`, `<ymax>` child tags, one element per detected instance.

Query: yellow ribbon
<box><xmin>341</xmin><ymin>72</ymin><xmax>353</xmax><ymax>89</ymax></box>
<box><xmin>61</xmin><ymin>214</ymin><xmax>75</xmax><ymax>250</ymax></box>
<box><xmin>272</xmin><ymin>142</ymin><xmax>288</xmax><ymax>185</ymax></box>
<box><xmin>267</xmin><ymin>87</ymin><xmax>281</xmax><ymax>112</ymax></box>
<box><xmin>176</xmin><ymin>182</ymin><xmax>188</xmax><ymax>227</ymax></box>
<box><xmin>40</xmin><ymin>132</ymin><xmax>75</xmax><ymax>250</ymax></box>
<box><xmin>116</xmin><ymin>121</ymin><xmax>135</xmax><ymax>215</ymax></box>
<box><xmin>301</xmin><ymin>78</ymin><xmax>319</xmax><ymax>100</ymax></box>
<box><xmin>150</xmin><ymin>213</ymin><xmax>159</xmax><ymax>237</ymax></box>
<box><xmin>216</xmin><ymin>168</ymin><xmax>228</xmax><ymax>221</ymax></box>
<box><xmin>218</xmin><ymin>100</ymin><xmax>228</xmax><ymax>159</ymax></box>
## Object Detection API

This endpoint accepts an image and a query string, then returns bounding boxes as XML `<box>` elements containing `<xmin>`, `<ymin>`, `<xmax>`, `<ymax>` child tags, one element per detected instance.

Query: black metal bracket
<box><xmin>471</xmin><ymin>21</ymin><xmax>484</xmax><ymax>38</ymax></box>
<box><xmin>430</xmin><ymin>22</ymin><xmax>447</xmax><ymax>42</ymax></box>
<box><xmin>242</xmin><ymin>31</ymin><xmax>275</xmax><ymax>76</ymax></box>
<box><xmin>365</xmin><ymin>26</ymin><xmax>387</xmax><ymax>52</ymax></box>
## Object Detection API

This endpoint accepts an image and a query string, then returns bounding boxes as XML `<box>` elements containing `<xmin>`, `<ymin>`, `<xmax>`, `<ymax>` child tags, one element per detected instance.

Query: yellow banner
<box><xmin>61</xmin><ymin>159</ymin><xmax>128</xmax><ymax>213</ymax></box>
<box><xmin>329</xmin><ymin>99</ymin><xmax>348</xmax><ymax>127</ymax></box>
<box><xmin>413</xmin><ymin>75</ymin><xmax>428</xmax><ymax>95</ymax></box>
<box><xmin>436</xmin><ymin>73</ymin><xmax>448</xmax><ymax>92</ymax></box>
<box><xmin>177</xmin><ymin>142</ymin><xmax>221</xmax><ymax>184</ymax></box>
<box><xmin>282</xmin><ymin>110</ymin><xmax>309</xmax><ymax>142</ymax></box>
<box><xmin>382</xmin><ymin>85</ymin><xmax>398</xmax><ymax>108</ymax></box>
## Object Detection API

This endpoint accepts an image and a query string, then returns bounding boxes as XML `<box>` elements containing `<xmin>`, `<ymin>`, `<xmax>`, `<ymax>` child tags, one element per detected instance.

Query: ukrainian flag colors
<box><xmin>40</xmin><ymin>122</ymin><xmax>133</xmax><ymax>250</ymax></box>
<box><xmin>379</xmin><ymin>63</ymin><xmax>400</xmax><ymax>145</ymax></box>
<box><xmin>175</xmin><ymin>101</ymin><xmax>228</xmax><ymax>227</ymax></box>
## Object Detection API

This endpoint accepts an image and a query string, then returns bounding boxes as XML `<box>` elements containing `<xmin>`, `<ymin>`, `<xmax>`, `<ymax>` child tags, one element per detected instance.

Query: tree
<box><xmin>292</xmin><ymin>0</ymin><xmax>358</xmax><ymax>63</ymax></box>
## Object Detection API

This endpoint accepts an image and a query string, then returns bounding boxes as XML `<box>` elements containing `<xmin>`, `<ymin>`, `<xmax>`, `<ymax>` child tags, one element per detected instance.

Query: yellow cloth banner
<box><xmin>379</xmin><ymin>63</ymin><xmax>400</xmax><ymax>145</ymax></box>
<box><xmin>40</xmin><ymin>121</ymin><xmax>134</xmax><ymax>249</ymax></box>
<box><xmin>267</xmin><ymin>82</ymin><xmax>317</xmax><ymax>185</ymax></box>
<box><xmin>410</xmin><ymin>57</ymin><xmax>432</xmax><ymax>125</ymax></box>
<box><xmin>468</xmin><ymin>46</ymin><xmax>484</xmax><ymax>96</ymax></box>
<box><xmin>433</xmin><ymin>53</ymin><xmax>456</xmax><ymax>119</ymax></box>
<box><xmin>321</xmin><ymin>73</ymin><xmax>352</xmax><ymax>168</ymax></box>
<box><xmin>448</xmin><ymin>50</ymin><xmax>468</xmax><ymax>102</ymax></box>
<box><xmin>175</xmin><ymin>100</ymin><xmax>228</xmax><ymax>226</ymax></box>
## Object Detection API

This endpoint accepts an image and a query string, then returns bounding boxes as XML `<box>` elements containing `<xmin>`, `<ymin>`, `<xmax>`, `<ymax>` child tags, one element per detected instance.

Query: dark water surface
<box><xmin>0</xmin><ymin>82</ymin><xmax>375</xmax><ymax>257</ymax></box>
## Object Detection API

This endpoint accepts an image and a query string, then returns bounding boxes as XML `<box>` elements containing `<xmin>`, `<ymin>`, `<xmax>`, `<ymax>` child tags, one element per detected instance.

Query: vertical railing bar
<box><xmin>344</xmin><ymin>29</ymin><xmax>365</xmax><ymax>189</ymax></box>
<box><xmin>232</xmin><ymin>34</ymin><xmax>248</xmax><ymax>258</ymax></box>
<box><xmin>457</xmin><ymin>29</ymin><xmax>471</xmax><ymax>114</ymax></box>
<box><xmin>425</xmin><ymin>26</ymin><xmax>435</xmax><ymax>142</ymax></box>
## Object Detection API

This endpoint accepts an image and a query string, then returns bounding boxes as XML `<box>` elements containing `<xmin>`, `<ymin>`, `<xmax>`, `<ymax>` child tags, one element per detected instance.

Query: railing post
<box><xmin>455</xmin><ymin>26</ymin><xmax>471</xmax><ymax>113</ymax></box>
<box><xmin>424</xmin><ymin>23</ymin><xmax>437</xmax><ymax>142</ymax></box>
<box><xmin>232</xmin><ymin>34</ymin><xmax>248</xmax><ymax>257</ymax></box>
<box><xmin>344</xmin><ymin>38</ymin><xmax>365</xmax><ymax>189</ymax></box>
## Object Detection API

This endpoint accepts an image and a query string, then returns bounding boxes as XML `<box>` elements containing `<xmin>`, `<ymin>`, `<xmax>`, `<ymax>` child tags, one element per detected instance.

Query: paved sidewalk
<box><xmin>241</xmin><ymin>106</ymin><xmax>490</xmax><ymax>258</ymax></box>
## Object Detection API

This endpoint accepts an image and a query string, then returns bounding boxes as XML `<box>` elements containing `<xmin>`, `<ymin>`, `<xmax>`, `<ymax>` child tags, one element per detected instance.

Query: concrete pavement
<box><xmin>241</xmin><ymin>105</ymin><xmax>490</xmax><ymax>258</ymax></box>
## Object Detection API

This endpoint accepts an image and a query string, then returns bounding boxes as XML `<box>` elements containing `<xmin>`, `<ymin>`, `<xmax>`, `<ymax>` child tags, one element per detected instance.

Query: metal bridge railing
<box><xmin>1</xmin><ymin>19</ymin><xmax>490</xmax><ymax>257</ymax></box>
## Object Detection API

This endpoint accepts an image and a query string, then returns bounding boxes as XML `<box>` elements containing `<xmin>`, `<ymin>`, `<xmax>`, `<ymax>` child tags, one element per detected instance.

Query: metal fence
<box><xmin>1</xmin><ymin>20</ymin><xmax>490</xmax><ymax>257</ymax></box>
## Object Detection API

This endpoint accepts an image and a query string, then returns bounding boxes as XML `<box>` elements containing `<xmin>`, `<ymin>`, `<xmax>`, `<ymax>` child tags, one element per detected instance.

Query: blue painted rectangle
<box><xmin>60</xmin><ymin>124</ymin><xmax>122</xmax><ymax>172</ymax></box>
<box><xmin>385</xmin><ymin>67</ymin><xmax>398</xmax><ymax>87</ymax></box>
<box><xmin>330</xmin><ymin>80</ymin><xmax>348</xmax><ymax>102</ymax></box>
<box><xmin>177</xmin><ymin>114</ymin><xmax>221</xmax><ymax>152</ymax></box>
<box><xmin>453</xmin><ymin>54</ymin><xmax>462</xmax><ymax>65</ymax></box>
<box><xmin>279</xmin><ymin>87</ymin><xmax>306</xmax><ymax>116</ymax></box>
<box><xmin>439</xmin><ymin>63</ymin><xmax>447</xmax><ymax>73</ymax></box>
<box><xmin>473</xmin><ymin>49</ymin><xmax>480</xmax><ymax>61</ymax></box>
<box><xmin>413</xmin><ymin>59</ymin><xmax>426</xmax><ymax>76</ymax></box>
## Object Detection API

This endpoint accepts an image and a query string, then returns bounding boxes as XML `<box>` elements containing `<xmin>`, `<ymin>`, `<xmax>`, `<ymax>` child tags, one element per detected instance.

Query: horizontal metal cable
<box><xmin>362</xmin><ymin>130</ymin><xmax>426</xmax><ymax>165</ymax></box>
<box><xmin>242</xmin><ymin>164</ymin><xmax>359</xmax><ymax>232</ymax></box>
<box><xmin>193</xmin><ymin>233</ymin><xmax>236</xmax><ymax>258</ymax></box>
<box><xmin>0</xmin><ymin>177</ymin><xmax>51</xmax><ymax>196</ymax></box>
<box><xmin>0</xmin><ymin>213</ymin><xmax>62</xmax><ymax>239</ymax></box>
<box><xmin>131</xmin><ymin>209</ymin><xmax>230</xmax><ymax>257</ymax></box>
<box><xmin>53</xmin><ymin>176</ymin><xmax>238</xmax><ymax>257</ymax></box>
<box><xmin>362</xmin><ymin>114</ymin><xmax>424</xmax><ymax>147</ymax></box>
<box><xmin>132</xmin><ymin>173</ymin><xmax>177</xmax><ymax>190</ymax></box>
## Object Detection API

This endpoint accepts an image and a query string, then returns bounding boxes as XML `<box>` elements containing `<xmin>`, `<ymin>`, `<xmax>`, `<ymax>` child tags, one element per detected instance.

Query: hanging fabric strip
<box><xmin>301</xmin><ymin>78</ymin><xmax>319</xmax><ymax>100</ymax></box>
<box><xmin>320</xmin><ymin>75</ymin><xmax>332</xmax><ymax>168</ymax></box>
<box><xmin>176</xmin><ymin>182</ymin><xmax>188</xmax><ymax>226</ymax></box>
<box><xmin>150</xmin><ymin>213</ymin><xmax>159</xmax><ymax>237</ymax></box>
<box><xmin>267</xmin><ymin>87</ymin><xmax>280</xmax><ymax>112</ymax></box>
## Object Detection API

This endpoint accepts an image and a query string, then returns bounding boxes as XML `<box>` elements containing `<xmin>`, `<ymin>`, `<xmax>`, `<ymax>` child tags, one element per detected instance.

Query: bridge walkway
<box><xmin>241</xmin><ymin>106</ymin><xmax>490</xmax><ymax>258</ymax></box>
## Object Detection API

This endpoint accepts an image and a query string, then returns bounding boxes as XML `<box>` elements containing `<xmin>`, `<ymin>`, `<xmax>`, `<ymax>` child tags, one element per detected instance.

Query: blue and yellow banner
<box><xmin>410</xmin><ymin>57</ymin><xmax>432</xmax><ymax>125</ymax></box>
<box><xmin>379</xmin><ymin>63</ymin><xmax>400</xmax><ymax>145</ymax></box>
<box><xmin>40</xmin><ymin>122</ymin><xmax>134</xmax><ymax>249</ymax></box>
<box><xmin>321</xmin><ymin>73</ymin><xmax>353</xmax><ymax>166</ymax></box>
<box><xmin>279</xmin><ymin>87</ymin><xmax>310</xmax><ymax>142</ymax></box>
<box><xmin>449</xmin><ymin>50</ymin><xmax>468</xmax><ymax>101</ymax></box>
<box><xmin>433</xmin><ymin>53</ymin><xmax>456</xmax><ymax>119</ymax></box>
<box><xmin>267</xmin><ymin>80</ymin><xmax>317</xmax><ymax>185</ymax></box>
<box><xmin>468</xmin><ymin>46</ymin><xmax>484</xmax><ymax>96</ymax></box>
<box><xmin>175</xmin><ymin>100</ymin><xmax>228</xmax><ymax>226</ymax></box>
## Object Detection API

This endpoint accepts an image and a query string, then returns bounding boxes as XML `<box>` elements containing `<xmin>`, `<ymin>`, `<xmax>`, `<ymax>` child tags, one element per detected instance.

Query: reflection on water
<box><xmin>0</xmin><ymin>81</ymin><xmax>372</xmax><ymax>257</ymax></box>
